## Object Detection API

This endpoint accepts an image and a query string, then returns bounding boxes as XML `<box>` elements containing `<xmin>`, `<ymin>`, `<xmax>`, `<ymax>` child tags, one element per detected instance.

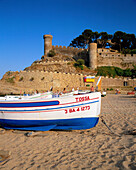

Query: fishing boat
<box><xmin>0</xmin><ymin>91</ymin><xmax>101</xmax><ymax>131</ymax></box>
<box><xmin>0</xmin><ymin>91</ymin><xmax>53</xmax><ymax>101</ymax></box>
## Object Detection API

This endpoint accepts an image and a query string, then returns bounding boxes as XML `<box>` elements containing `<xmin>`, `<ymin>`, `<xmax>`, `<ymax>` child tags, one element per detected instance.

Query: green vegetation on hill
<box><xmin>6</xmin><ymin>76</ymin><xmax>15</xmax><ymax>83</ymax></box>
<box><xmin>48</xmin><ymin>50</ymin><xmax>56</xmax><ymax>57</ymax></box>
<box><xmin>96</xmin><ymin>65</ymin><xmax>136</xmax><ymax>78</ymax></box>
<box><xmin>69</xmin><ymin>29</ymin><xmax>136</xmax><ymax>54</ymax></box>
<box><xmin>74</xmin><ymin>59</ymin><xmax>85</xmax><ymax>70</ymax></box>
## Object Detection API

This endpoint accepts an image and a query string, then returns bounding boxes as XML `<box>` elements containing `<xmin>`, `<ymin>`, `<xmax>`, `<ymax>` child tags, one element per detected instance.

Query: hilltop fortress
<box><xmin>0</xmin><ymin>34</ymin><xmax>136</xmax><ymax>95</ymax></box>
<box><xmin>43</xmin><ymin>34</ymin><xmax>136</xmax><ymax>69</ymax></box>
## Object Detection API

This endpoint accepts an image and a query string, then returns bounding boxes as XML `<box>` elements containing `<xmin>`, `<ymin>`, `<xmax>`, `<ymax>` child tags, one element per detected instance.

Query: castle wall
<box><xmin>2</xmin><ymin>71</ymin><xmax>135</xmax><ymax>94</ymax></box>
<box><xmin>51</xmin><ymin>45</ymin><xmax>136</xmax><ymax>69</ymax></box>
<box><xmin>97</xmin><ymin>52</ymin><xmax>136</xmax><ymax>69</ymax></box>
<box><xmin>52</xmin><ymin>45</ymin><xmax>84</xmax><ymax>58</ymax></box>
<box><xmin>42</xmin><ymin>35</ymin><xmax>136</xmax><ymax>69</ymax></box>
<box><xmin>15</xmin><ymin>71</ymin><xmax>86</xmax><ymax>93</ymax></box>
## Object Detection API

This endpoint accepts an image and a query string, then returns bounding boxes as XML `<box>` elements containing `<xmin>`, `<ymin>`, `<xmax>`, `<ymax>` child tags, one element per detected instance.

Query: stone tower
<box><xmin>89</xmin><ymin>43</ymin><xmax>97</xmax><ymax>69</ymax></box>
<box><xmin>43</xmin><ymin>35</ymin><xmax>53</xmax><ymax>56</ymax></box>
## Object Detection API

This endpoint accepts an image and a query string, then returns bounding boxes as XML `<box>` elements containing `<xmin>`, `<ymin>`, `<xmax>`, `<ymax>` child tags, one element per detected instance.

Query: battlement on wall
<box><xmin>122</xmin><ymin>54</ymin><xmax>136</xmax><ymax>58</ymax></box>
<box><xmin>32</xmin><ymin>60</ymin><xmax>70</xmax><ymax>65</ymax></box>
<box><xmin>19</xmin><ymin>70</ymin><xmax>136</xmax><ymax>81</ymax></box>
<box><xmin>98</xmin><ymin>53</ymin><xmax>136</xmax><ymax>66</ymax></box>
<box><xmin>98</xmin><ymin>52</ymin><xmax>136</xmax><ymax>58</ymax></box>
<box><xmin>52</xmin><ymin>45</ymin><xmax>84</xmax><ymax>53</ymax></box>
<box><xmin>20</xmin><ymin>70</ymin><xmax>86</xmax><ymax>76</ymax></box>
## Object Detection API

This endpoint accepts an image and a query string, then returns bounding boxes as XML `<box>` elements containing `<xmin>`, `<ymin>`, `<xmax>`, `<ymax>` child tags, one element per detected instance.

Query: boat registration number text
<box><xmin>65</xmin><ymin>105</ymin><xmax>90</xmax><ymax>114</ymax></box>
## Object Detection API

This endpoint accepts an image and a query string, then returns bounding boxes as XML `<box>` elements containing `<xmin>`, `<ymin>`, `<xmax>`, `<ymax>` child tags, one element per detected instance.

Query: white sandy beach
<box><xmin>0</xmin><ymin>94</ymin><xmax>136</xmax><ymax>169</ymax></box>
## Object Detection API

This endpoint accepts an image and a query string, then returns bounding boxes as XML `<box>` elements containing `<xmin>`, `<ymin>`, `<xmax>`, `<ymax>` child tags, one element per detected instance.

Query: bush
<box><xmin>73</xmin><ymin>59</ymin><xmax>85</xmax><ymax>70</ymax></box>
<box><xmin>41</xmin><ymin>77</ymin><xmax>44</xmax><ymax>80</ymax></box>
<box><xmin>6</xmin><ymin>76</ymin><xmax>15</xmax><ymax>83</ymax></box>
<box><xmin>74</xmin><ymin>62</ymin><xmax>79</xmax><ymax>67</ymax></box>
<box><xmin>96</xmin><ymin>66</ymin><xmax>135</xmax><ymax>78</ymax></box>
<box><xmin>41</xmin><ymin>56</ymin><xmax>44</xmax><ymax>60</ymax></box>
<box><xmin>79</xmin><ymin>65</ymin><xmax>84</xmax><ymax>70</ymax></box>
<box><xmin>67</xmin><ymin>62</ymin><xmax>71</xmax><ymax>65</ymax></box>
<box><xmin>115</xmin><ymin>67</ymin><xmax>123</xmax><ymax>76</ymax></box>
<box><xmin>7</xmin><ymin>71</ymin><xmax>12</xmax><ymax>76</ymax></box>
<box><xmin>131</xmin><ymin>64</ymin><xmax>136</xmax><ymax>78</ymax></box>
<box><xmin>123</xmin><ymin>68</ymin><xmax>132</xmax><ymax>77</ymax></box>
<box><xmin>122</xmin><ymin>48</ymin><xmax>136</xmax><ymax>54</ymax></box>
<box><xmin>19</xmin><ymin>77</ymin><xmax>23</xmax><ymax>81</ymax></box>
<box><xmin>30</xmin><ymin>77</ymin><xmax>34</xmax><ymax>81</ymax></box>
<box><xmin>48</xmin><ymin>50</ymin><xmax>56</xmax><ymax>57</ymax></box>
<box><xmin>77</xmin><ymin>59</ymin><xmax>85</xmax><ymax>65</ymax></box>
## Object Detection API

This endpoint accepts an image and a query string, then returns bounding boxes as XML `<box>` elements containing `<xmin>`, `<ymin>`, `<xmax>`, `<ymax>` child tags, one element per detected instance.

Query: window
<box><xmin>124</xmin><ymin>81</ymin><xmax>128</xmax><ymax>86</ymax></box>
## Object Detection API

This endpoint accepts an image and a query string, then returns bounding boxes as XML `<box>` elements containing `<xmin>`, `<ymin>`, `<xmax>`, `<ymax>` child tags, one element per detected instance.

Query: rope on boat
<box><xmin>106</xmin><ymin>96</ymin><xmax>135</xmax><ymax>128</ymax></box>
<box><xmin>103</xmin><ymin>96</ymin><xmax>136</xmax><ymax>135</ymax></box>
<box><xmin>100</xmin><ymin>116</ymin><xmax>121</xmax><ymax>137</ymax></box>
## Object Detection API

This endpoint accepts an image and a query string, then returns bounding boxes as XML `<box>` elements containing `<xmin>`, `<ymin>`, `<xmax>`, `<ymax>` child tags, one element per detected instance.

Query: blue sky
<box><xmin>0</xmin><ymin>0</ymin><xmax>136</xmax><ymax>79</ymax></box>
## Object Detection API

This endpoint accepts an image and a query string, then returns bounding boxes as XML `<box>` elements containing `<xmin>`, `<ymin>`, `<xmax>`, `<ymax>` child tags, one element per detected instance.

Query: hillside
<box><xmin>24</xmin><ymin>56</ymin><xmax>93</xmax><ymax>74</ymax></box>
<box><xmin>0</xmin><ymin>55</ymin><xmax>95</xmax><ymax>95</ymax></box>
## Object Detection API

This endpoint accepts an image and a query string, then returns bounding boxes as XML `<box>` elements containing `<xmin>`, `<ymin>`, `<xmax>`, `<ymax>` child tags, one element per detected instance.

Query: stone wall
<box><xmin>1</xmin><ymin>70</ymin><xmax>135</xmax><ymax>94</ymax></box>
<box><xmin>43</xmin><ymin>35</ymin><xmax>136</xmax><ymax>69</ymax></box>
<box><xmin>97</xmin><ymin>52</ymin><xmax>136</xmax><ymax>69</ymax></box>
<box><xmin>52</xmin><ymin>45</ymin><xmax>84</xmax><ymax>58</ymax></box>
<box><xmin>13</xmin><ymin>71</ymin><xmax>87</xmax><ymax>93</ymax></box>
<box><xmin>51</xmin><ymin>45</ymin><xmax>136</xmax><ymax>69</ymax></box>
<box><xmin>101</xmin><ymin>77</ymin><xmax>136</xmax><ymax>88</ymax></box>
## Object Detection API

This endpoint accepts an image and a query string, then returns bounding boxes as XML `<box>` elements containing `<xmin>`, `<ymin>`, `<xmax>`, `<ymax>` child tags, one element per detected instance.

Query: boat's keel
<box><xmin>0</xmin><ymin>117</ymin><xmax>99</xmax><ymax>131</ymax></box>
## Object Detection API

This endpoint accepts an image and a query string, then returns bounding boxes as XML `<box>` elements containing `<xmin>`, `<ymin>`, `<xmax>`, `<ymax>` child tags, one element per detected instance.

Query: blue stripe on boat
<box><xmin>0</xmin><ymin>101</ymin><xmax>59</xmax><ymax>108</ymax></box>
<box><xmin>0</xmin><ymin>100</ymin><xmax>99</xmax><ymax>112</ymax></box>
<box><xmin>0</xmin><ymin>117</ymin><xmax>99</xmax><ymax>131</ymax></box>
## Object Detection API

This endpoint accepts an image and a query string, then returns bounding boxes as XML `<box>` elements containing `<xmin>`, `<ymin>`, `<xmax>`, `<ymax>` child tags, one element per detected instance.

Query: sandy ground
<box><xmin>0</xmin><ymin>94</ymin><xmax>136</xmax><ymax>170</ymax></box>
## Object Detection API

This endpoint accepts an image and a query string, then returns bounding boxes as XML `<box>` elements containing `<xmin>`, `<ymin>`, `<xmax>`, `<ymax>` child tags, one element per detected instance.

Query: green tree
<box><xmin>111</xmin><ymin>31</ymin><xmax>125</xmax><ymax>52</ymax></box>
<box><xmin>69</xmin><ymin>29</ymin><xmax>112</xmax><ymax>49</ymax></box>
<box><xmin>69</xmin><ymin>35</ymin><xmax>86</xmax><ymax>48</ymax></box>
<box><xmin>92</xmin><ymin>31</ymin><xmax>100</xmax><ymax>43</ymax></box>
<box><xmin>98</xmin><ymin>32</ymin><xmax>112</xmax><ymax>48</ymax></box>
<box><xmin>111</xmin><ymin>31</ymin><xmax>136</xmax><ymax>52</ymax></box>
<box><xmin>82</xmin><ymin>29</ymin><xmax>99</xmax><ymax>48</ymax></box>
<box><xmin>82</xmin><ymin>29</ymin><xmax>93</xmax><ymax>44</ymax></box>
<box><xmin>69</xmin><ymin>29</ymin><xmax>99</xmax><ymax>49</ymax></box>
<box><xmin>69</xmin><ymin>29</ymin><xmax>136</xmax><ymax>52</ymax></box>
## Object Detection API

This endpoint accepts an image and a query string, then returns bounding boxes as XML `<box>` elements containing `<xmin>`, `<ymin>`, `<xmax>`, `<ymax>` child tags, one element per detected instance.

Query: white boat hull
<box><xmin>0</xmin><ymin>92</ymin><xmax>101</xmax><ymax>131</ymax></box>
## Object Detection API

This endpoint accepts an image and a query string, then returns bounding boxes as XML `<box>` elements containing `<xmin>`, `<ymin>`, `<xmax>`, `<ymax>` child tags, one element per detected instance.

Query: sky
<box><xmin>0</xmin><ymin>0</ymin><xmax>136</xmax><ymax>79</ymax></box>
